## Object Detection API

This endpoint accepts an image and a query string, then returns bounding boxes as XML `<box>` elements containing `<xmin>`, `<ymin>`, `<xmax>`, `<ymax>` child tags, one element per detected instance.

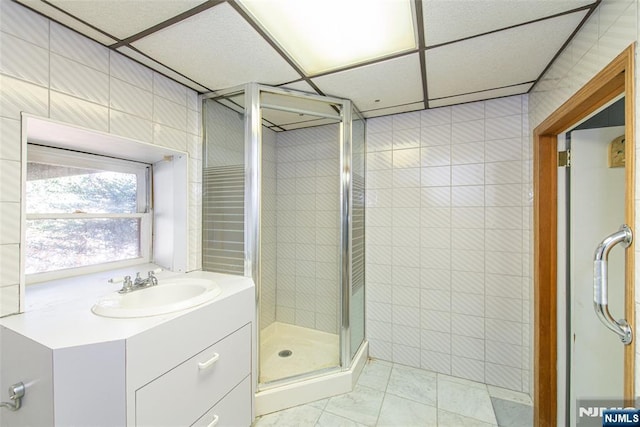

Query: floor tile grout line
<box><xmin>435</xmin><ymin>371</ymin><xmax>440</xmax><ymax>426</ymax></box>
<box><xmin>373</xmin><ymin>364</ymin><xmax>394</xmax><ymax>426</ymax></box>
<box><xmin>256</xmin><ymin>360</ymin><xmax>525</xmax><ymax>427</ymax></box>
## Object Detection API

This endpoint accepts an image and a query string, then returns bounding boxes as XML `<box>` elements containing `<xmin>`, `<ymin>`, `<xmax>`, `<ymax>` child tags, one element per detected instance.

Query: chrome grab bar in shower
<box><xmin>593</xmin><ymin>224</ymin><xmax>633</xmax><ymax>345</ymax></box>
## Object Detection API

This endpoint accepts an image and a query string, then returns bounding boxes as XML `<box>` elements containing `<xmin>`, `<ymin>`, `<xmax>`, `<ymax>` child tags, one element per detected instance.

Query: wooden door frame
<box><xmin>534</xmin><ymin>44</ymin><xmax>635</xmax><ymax>426</ymax></box>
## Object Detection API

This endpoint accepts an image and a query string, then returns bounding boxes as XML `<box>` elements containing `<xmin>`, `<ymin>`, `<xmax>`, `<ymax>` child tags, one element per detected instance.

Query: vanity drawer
<box><xmin>135</xmin><ymin>324</ymin><xmax>251</xmax><ymax>427</ymax></box>
<box><xmin>191</xmin><ymin>376</ymin><xmax>251</xmax><ymax>427</ymax></box>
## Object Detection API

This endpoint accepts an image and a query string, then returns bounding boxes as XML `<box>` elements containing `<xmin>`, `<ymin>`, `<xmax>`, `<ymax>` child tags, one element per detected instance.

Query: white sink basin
<box><xmin>92</xmin><ymin>278</ymin><xmax>222</xmax><ymax>318</ymax></box>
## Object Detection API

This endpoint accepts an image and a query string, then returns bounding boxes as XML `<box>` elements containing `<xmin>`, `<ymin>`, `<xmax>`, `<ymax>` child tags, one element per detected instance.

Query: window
<box><xmin>26</xmin><ymin>145</ymin><xmax>152</xmax><ymax>281</ymax></box>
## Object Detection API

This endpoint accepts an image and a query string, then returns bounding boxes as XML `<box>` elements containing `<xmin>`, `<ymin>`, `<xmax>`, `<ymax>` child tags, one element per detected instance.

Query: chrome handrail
<box><xmin>593</xmin><ymin>224</ymin><xmax>633</xmax><ymax>345</ymax></box>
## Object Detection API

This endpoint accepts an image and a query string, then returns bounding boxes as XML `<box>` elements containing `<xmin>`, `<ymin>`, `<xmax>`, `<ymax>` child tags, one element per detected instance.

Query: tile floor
<box><xmin>253</xmin><ymin>358</ymin><xmax>533</xmax><ymax>427</ymax></box>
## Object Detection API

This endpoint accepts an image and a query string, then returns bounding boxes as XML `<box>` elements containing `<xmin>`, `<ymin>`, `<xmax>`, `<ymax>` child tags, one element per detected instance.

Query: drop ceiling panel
<box><xmin>313</xmin><ymin>54</ymin><xmax>423</xmax><ymax>113</ymax></box>
<box><xmin>425</xmin><ymin>11</ymin><xmax>587</xmax><ymax>100</ymax></box>
<box><xmin>422</xmin><ymin>0</ymin><xmax>594</xmax><ymax>46</ymax></box>
<box><xmin>278</xmin><ymin>80</ymin><xmax>320</xmax><ymax>95</ymax></box>
<box><xmin>16</xmin><ymin>0</ymin><xmax>117</xmax><ymax>45</ymax></box>
<box><xmin>116</xmin><ymin>47</ymin><xmax>209</xmax><ymax>92</ymax></box>
<box><xmin>361</xmin><ymin>102</ymin><xmax>424</xmax><ymax>119</ymax></box>
<box><xmin>428</xmin><ymin>83</ymin><xmax>533</xmax><ymax>108</ymax></box>
<box><xmin>46</xmin><ymin>0</ymin><xmax>207</xmax><ymax>40</ymax></box>
<box><xmin>131</xmin><ymin>3</ymin><xmax>300</xmax><ymax>91</ymax></box>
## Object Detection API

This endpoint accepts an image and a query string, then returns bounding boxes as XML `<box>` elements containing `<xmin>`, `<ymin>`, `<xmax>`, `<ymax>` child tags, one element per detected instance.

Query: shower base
<box><xmin>256</xmin><ymin>324</ymin><xmax>368</xmax><ymax>416</ymax></box>
<box><xmin>259</xmin><ymin>322</ymin><xmax>339</xmax><ymax>383</ymax></box>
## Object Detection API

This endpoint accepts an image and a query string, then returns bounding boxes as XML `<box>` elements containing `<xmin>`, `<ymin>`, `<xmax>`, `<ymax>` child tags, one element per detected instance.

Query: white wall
<box><xmin>528</xmin><ymin>0</ymin><xmax>639</xmax><ymax>398</ymax></box>
<box><xmin>0</xmin><ymin>0</ymin><xmax>203</xmax><ymax>317</ymax></box>
<box><xmin>365</xmin><ymin>95</ymin><xmax>531</xmax><ymax>392</ymax></box>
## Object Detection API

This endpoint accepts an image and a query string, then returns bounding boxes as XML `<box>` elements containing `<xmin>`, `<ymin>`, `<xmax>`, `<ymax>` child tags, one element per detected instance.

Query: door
<box><xmin>567</xmin><ymin>126</ymin><xmax>627</xmax><ymax>426</ymax></box>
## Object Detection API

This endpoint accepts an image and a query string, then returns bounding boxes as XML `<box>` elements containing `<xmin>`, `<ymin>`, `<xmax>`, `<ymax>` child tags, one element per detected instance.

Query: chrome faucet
<box><xmin>118</xmin><ymin>271</ymin><xmax>158</xmax><ymax>293</ymax></box>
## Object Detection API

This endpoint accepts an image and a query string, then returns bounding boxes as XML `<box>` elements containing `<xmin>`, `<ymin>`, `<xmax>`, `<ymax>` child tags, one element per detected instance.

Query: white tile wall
<box><xmin>50</xmin><ymin>53</ymin><xmax>110</xmax><ymax>105</ymax></box>
<box><xmin>0</xmin><ymin>1</ymin><xmax>202</xmax><ymax>317</ymax></box>
<box><xmin>366</xmin><ymin>95</ymin><xmax>530</xmax><ymax>393</ymax></box>
<box><xmin>261</xmin><ymin>127</ymin><xmax>278</xmax><ymax>329</ymax></box>
<box><xmin>110</xmin><ymin>78</ymin><xmax>153</xmax><ymax>120</ymax></box>
<box><xmin>50</xmin><ymin>90</ymin><xmax>110</xmax><ymax>132</ymax></box>
<box><xmin>50</xmin><ymin>22</ymin><xmax>109</xmax><ymax>71</ymax></box>
<box><xmin>528</xmin><ymin>0</ymin><xmax>639</xmax><ymax>398</ymax></box>
<box><xmin>274</xmin><ymin>125</ymin><xmax>341</xmax><ymax>334</ymax></box>
<box><xmin>0</xmin><ymin>31</ymin><xmax>49</xmax><ymax>87</ymax></box>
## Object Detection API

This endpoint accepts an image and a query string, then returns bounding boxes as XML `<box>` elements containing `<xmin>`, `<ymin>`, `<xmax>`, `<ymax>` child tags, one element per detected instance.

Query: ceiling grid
<box><xmin>14</xmin><ymin>0</ymin><xmax>601</xmax><ymax>126</ymax></box>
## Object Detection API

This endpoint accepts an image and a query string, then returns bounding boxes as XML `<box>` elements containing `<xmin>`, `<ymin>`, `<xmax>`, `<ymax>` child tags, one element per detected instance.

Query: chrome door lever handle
<box><xmin>593</xmin><ymin>224</ymin><xmax>633</xmax><ymax>345</ymax></box>
<box><xmin>0</xmin><ymin>382</ymin><xmax>25</xmax><ymax>411</ymax></box>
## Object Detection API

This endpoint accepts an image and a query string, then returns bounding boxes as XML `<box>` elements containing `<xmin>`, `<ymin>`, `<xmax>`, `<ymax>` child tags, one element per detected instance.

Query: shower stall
<box><xmin>202</xmin><ymin>83</ymin><xmax>366</xmax><ymax>414</ymax></box>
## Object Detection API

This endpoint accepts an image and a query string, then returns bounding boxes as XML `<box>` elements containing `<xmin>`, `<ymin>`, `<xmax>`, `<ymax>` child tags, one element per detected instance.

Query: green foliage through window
<box><xmin>25</xmin><ymin>152</ymin><xmax>149</xmax><ymax>277</ymax></box>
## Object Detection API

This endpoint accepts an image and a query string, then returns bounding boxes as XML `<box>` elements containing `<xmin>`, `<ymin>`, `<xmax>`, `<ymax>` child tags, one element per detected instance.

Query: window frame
<box><xmin>25</xmin><ymin>144</ymin><xmax>153</xmax><ymax>284</ymax></box>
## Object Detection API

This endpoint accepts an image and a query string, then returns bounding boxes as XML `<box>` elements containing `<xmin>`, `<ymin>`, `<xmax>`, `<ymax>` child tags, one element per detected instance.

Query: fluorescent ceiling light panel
<box><xmin>238</xmin><ymin>0</ymin><xmax>416</xmax><ymax>75</ymax></box>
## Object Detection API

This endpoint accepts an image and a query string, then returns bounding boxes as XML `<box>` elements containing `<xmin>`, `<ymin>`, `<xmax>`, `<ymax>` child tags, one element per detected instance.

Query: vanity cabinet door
<box><xmin>135</xmin><ymin>323</ymin><xmax>251</xmax><ymax>427</ymax></box>
<box><xmin>191</xmin><ymin>376</ymin><xmax>251</xmax><ymax>427</ymax></box>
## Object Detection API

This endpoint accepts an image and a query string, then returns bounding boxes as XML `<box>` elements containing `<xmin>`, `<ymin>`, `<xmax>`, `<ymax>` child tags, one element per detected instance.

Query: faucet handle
<box><xmin>118</xmin><ymin>276</ymin><xmax>133</xmax><ymax>293</ymax></box>
<box><xmin>147</xmin><ymin>270</ymin><xmax>158</xmax><ymax>286</ymax></box>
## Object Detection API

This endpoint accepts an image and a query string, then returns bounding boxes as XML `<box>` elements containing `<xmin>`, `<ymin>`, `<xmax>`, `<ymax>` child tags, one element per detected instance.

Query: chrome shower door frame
<box><xmin>241</xmin><ymin>83</ymin><xmax>358</xmax><ymax>389</ymax></box>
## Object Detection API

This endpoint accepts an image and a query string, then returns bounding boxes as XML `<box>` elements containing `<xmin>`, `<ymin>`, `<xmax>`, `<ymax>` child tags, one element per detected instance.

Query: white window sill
<box><xmin>24</xmin><ymin>262</ymin><xmax>183</xmax><ymax>313</ymax></box>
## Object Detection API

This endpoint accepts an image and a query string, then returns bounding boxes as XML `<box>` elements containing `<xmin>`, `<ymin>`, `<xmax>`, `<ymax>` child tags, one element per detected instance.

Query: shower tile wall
<box><xmin>365</xmin><ymin>95</ymin><xmax>531</xmax><ymax>393</ymax></box>
<box><xmin>275</xmin><ymin>125</ymin><xmax>341</xmax><ymax>334</ymax></box>
<box><xmin>528</xmin><ymin>0</ymin><xmax>639</xmax><ymax>396</ymax></box>
<box><xmin>261</xmin><ymin>127</ymin><xmax>278</xmax><ymax>329</ymax></box>
<box><xmin>204</xmin><ymin>102</ymin><xmax>244</xmax><ymax>167</ymax></box>
<box><xmin>0</xmin><ymin>0</ymin><xmax>202</xmax><ymax>316</ymax></box>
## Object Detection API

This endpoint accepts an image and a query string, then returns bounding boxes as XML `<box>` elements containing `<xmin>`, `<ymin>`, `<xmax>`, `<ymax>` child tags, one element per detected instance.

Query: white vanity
<box><xmin>0</xmin><ymin>269</ymin><xmax>255</xmax><ymax>427</ymax></box>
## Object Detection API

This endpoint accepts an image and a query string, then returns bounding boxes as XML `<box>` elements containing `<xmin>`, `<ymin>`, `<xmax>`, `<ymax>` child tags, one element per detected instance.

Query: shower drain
<box><xmin>278</xmin><ymin>349</ymin><xmax>293</xmax><ymax>358</ymax></box>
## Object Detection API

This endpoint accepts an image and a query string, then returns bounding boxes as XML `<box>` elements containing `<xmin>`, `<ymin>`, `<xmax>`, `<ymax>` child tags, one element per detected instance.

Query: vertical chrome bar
<box><xmin>360</xmin><ymin>109</ymin><xmax>367</xmax><ymax>353</ymax></box>
<box><xmin>593</xmin><ymin>224</ymin><xmax>633</xmax><ymax>345</ymax></box>
<box><xmin>340</xmin><ymin>100</ymin><xmax>353</xmax><ymax>370</ymax></box>
<box><xmin>244</xmin><ymin>83</ymin><xmax>262</xmax><ymax>399</ymax></box>
<box><xmin>245</xmin><ymin>83</ymin><xmax>261</xmax><ymax>282</ymax></box>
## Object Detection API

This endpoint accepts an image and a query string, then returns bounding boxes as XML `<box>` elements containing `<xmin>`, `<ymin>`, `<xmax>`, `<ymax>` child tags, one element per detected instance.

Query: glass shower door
<box><xmin>202</xmin><ymin>93</ymin><xmax>246</xmax><ymax>275</ymax></box>
<box><xmin>202</xmin><ymin>84</ymin><xmax>366</xmax><ymax>392</ymax></box>
<box><xmin>350</xmin><ymin>109</ymin><xmax>366</xmax><ymax>358</ymax></box>
<box><xmin>257</xmin><ymin>88</ymin><xmax>344</xmax><ymax>385</ymax></box>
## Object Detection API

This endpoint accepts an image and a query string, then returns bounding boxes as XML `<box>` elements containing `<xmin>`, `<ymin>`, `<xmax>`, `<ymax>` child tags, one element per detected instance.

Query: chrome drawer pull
<box><xmin>207</xmin><ymin>415</ymin><xmax>219</xmax><ymax>427</ymax></box>
<box><xmin>198</xmin><ymin>353</ymin><xmax>220</xmax><ymax>370</ymax></box>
